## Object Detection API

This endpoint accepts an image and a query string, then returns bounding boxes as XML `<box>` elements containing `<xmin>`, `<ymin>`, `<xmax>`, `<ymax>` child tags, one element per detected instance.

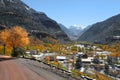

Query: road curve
<box><xmin>0</xmin><ymin>56</ymin><xmax>46</xmax><ymax>80</ymax></box>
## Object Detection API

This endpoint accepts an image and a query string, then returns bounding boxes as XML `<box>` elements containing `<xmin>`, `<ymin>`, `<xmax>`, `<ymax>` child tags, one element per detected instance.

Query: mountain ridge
<box><xmin>78</xmin><ymin>14</ymin><xmax>120</xmax><ymax>44</ymax></box>
<box><xmin>0</xmin><ymin>0</ymin><xmax>70</xmax><ymax>43</ymax></box>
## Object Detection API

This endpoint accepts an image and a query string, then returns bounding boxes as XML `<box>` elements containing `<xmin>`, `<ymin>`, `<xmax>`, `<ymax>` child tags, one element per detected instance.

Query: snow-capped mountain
<box><xmin>69</xmin><ymin>25</ymin><xmax>82</xmax><ymax>35</ymax></box>
<box><xmin>59</xmin><ymin>24</ymin><xmax>86</xmax><ymax>40</ymax></box>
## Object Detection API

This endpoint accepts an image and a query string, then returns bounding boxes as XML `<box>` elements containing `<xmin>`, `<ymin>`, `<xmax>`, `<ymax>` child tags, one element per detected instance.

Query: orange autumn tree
<box><xmin>0</xmin><ymin>29</ymin><xmax>10</xmax><ymax>55</ymax></box>
<box><xmin>0</xmin><ymin>29</ymin><xmax>9</xmax><ymax>44</ymax></box>
<box><xmin>0</xmin><ymin>26</ymin><xmax>29</xmax><ymax>56</ymax></box>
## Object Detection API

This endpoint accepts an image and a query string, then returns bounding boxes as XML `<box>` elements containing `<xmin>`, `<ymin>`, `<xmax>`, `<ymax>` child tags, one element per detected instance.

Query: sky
<box><xmin>22</xmin><ymin>0</ymin><xmax>120</xmax><ymax>28</ymax></box>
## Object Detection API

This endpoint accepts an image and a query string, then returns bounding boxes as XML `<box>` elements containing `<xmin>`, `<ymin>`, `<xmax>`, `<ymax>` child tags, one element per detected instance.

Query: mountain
<box><xmin>68</xmin><ymin>25</ymin><xmax>83</xmax><ymax>40</ymax></box>
<box><xmin>69</xmin><ymin>25</ymin><xmax>82</xmax><ymax>35</ymax></box>
<box><xmin>59</xmin><ymin>24</ymin><xmax>84</xmax><ymax>40</ymax></box>
<box><xmin>78</xmin><ymin>14</ymin><xmax>120</xmax><ymax>44</ymax></box>
<box><xmin>0</xmin><ymin>0</ymin><xmax>69</xmax><ymax>43</ymax></box>
<box><xmin>59</xmin><ymin>24</ymin><xmax>76</xmax><ymax>40</ymax></box>
<box><xmin>58</xmin><ymin>23</ymin><xmax>70</xmax><ymax>35</ymax></box>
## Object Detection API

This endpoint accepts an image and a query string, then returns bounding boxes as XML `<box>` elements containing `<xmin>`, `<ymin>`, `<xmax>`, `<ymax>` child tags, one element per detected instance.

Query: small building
<box><xmin>32</xmin><ymin>53</ymin><xmax>44</xmax><ymax>60</ymax></box>
<box><xmin>96</xmin><ymin>51</ymin><xmax>112</xmax><ymax>60</ymax></box>
<box><xmin>45</xmin><ymin>56</ymin><xmax>55</xmax><ymax>61</ymax></box>
<box><xmin>44</xmin><ymin>53</ymin><xmax>57</xmax><ymax>56</ymax></box>
<box><xmin>78</xmin><ymin>52</ymin><xmax>84</xmax><ymax>55</ymax></box>
<box><xmin>81</xmin><ymin>57</ymin><xmax>94</xmax><ymax>64</ymax></box>
<box><xmin>96</xmin><ymin>48</ymin><xmax>103</xmax><ymax>51</ymax></box>
<box><xmin>74</xmin><ymin>44</ymin><xmax>85</xmax><ymax>48</ymax></box>
<box><xmin>56</xmin><ymin>56</ymin><xmax>67</xmax><ymax>63</ymax></box>
<box><xmin>96</xmin><ymin>51</ymin><xmax>111</xmax><ymax>55</ymax></box>
<box><xmin>26</xmin><ymin>50</ymin><xmax>31</xmax><ymax>54</ymax></box>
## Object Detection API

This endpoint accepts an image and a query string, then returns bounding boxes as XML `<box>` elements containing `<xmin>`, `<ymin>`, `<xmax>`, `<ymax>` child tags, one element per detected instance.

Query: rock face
<box><xmin>78</xmin><ymin>14</ymin><xmax>120</xmax><ymax>44</ymax></box>
<box><xmin>0</xmin><ymin>0</ymin><xmax>69</xmax><ymax>43</ymax></box>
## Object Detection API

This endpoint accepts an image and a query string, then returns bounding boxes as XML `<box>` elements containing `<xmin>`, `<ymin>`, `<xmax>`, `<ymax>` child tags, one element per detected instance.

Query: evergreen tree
<box><xmin>104</xmin><ymin>63</ymin><xmax>109</xmax><ymax>74</ymax></box>
<box><xmin>107</xmin><ymin>56</ymin><xmax>113</xmax><ymax>65</ymax></box>
<box><xmin>75</xmin><ymin>55</ymin><xmax>82</xmax><ymax>69</ymax></box>
<box><xmin>92</xmin><ymin>55</ymin><xmax>100</xmax><ymax>64</ymax></box>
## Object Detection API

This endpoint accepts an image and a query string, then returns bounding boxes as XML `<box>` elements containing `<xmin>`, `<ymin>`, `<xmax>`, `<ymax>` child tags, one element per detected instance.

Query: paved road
<box><xmin>17</xmin><ymin>58</ymin><xmax>78</xmax><ymax>80</ymax></box>
<box><xmin>0</xmin><ymin>56</ymin><xmax>47</xmax><ymax>80</ymax></box>
<box><xmin>0</xmin><ymin>56</ymin><xmax>78</xmax><ymax>80</ymax></box>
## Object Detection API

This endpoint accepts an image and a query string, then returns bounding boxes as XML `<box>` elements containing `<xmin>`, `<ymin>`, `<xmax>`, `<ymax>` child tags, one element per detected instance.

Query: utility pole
<box><xmin>3</xmin><ymin>43</ymin><xmax>5</xmax><ymax>55</ymax></box>
<box><xmin>3</xmin><ymin>28</ymin><xmax>6</xmax><ymax>55</ymax></box>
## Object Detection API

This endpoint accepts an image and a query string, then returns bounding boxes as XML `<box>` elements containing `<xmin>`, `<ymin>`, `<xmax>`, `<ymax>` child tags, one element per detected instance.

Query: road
<box><xmin>0</xmin><ymin>56</ymin><xmax>47</xmax><ymax>80</ymax></box>
<box><xmin>0</xmin><ymin>56</ymin><xmax>79</xmax><ymax>80</ymax></box>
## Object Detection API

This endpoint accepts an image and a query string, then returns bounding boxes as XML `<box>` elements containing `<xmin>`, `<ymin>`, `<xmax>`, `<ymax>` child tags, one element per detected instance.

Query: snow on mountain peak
<box><xmin>70</xmin><ymin>24</ymin><xmax>82</xmax><ymax>30</ymax></box>
<box><xmin>73</xmin><ymin>24</ymin><xmax>79</xmax><ymax>27</ymax></box>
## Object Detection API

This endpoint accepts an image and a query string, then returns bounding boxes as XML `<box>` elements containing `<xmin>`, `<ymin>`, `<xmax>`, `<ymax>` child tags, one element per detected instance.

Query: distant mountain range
<box><xmin>60</xmin><ymin>13</ymin><xmax>120</xmax><ymax>44</ymax></box>
<box><xmin>78</xmin><ymin>14</ymin><xmax>120</xmax><ymax>44</ymax></box>
<box><xmin>0</xmin><ymin>0</ymin><xmax>70</xmax><ymax>43</ymax></box>
<box><xmin>59</xmin><ymin>24</ymin><xmax>91</xmax><ymax>40</ymax></box>
<box><xmin>69</xmin><ymin>25</ymin><xmax>82</xmax><ymax>39</ymax></box>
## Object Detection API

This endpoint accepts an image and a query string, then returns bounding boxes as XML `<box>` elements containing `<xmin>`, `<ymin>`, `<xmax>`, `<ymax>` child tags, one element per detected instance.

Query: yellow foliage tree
<box><xmin>0</xmin><ymin>29</ymin><xmax>10</xmax><ymax>55</ymax></box>
<box><xmin>0</xmin><ymin>29</ymin><xmax>9</xmax><ymax>43</ymax></box>
<box><xmin>0</xmin><ymin>26</ymin><xmax>29</xmax><ymax>56</ymax></box>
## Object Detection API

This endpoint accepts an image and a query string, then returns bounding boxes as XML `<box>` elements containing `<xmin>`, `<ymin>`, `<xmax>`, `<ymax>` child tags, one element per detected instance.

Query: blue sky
<box><xmin>22</xmin><ymin>0</ymin><xmax>120</xmax><ymax>28</ymax></box>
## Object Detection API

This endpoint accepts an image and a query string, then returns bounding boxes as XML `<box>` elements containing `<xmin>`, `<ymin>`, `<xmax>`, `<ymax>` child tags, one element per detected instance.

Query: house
<box><xmin>75</xmin><ymin>52</ymin><xmax>85</xmax><ymax>57</ymax></box>
<box><xmin>96</xmin><ymin>48</ymin><xmax>103</xmax><ymax>51</ymax></box>
<box><xmin>32</xmin><ymin>53</ymin><xmax>44</xmax><ymax>60</ymax></box>
<box><xmin>81</xmin><ymin>57</ymin><xmax>94</xmax><ymax>64</ymax></box>
<box><xmin>44</xmin><ymin>53</ymin><xmax>57</xmax><ymax>61</ymax></box>
<box><xmin>78</xmin><ymin>52</ymin><xmax>84</xmax><ymax>55</ymax></box>
<box><xmin>26</xmin><ymin>50</ymin><xmax>31</xmax><ymax>54</ymax></box>
<box><xmin>96</xmin><ymin>51</ymin><xmax>112</xmax><ymax>59</ymax></box>
<box><xmin>56</xmin><ymin>56</ymin><xmax>67</xmax><ymax>63</ymax></box>
<box><xmin>25</xmin><ymin>50</ymin><xmax>39</xmax><ymax>55</ymax></box>
<box><xmin>74</xmin><ymin>44</ymin><xmax>85</xmax><ymax>48</ymax></box>
<box><xmin>45</xmin><ymin>56</ymin><xmax>55</xmax><ymax>61</ymax></box>
<box><xmin>44</xmin><ymin>53</ymin><xmax>57</xmax><ymax>56</ymax></box>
